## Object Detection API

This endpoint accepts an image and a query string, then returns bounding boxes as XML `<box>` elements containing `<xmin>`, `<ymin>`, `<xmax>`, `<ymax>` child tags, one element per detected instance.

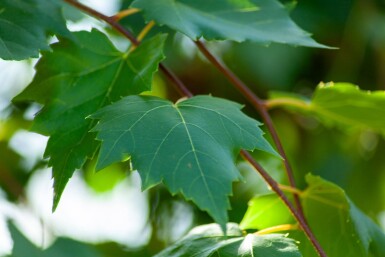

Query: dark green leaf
<box><xmin>0</xmin><ymin>0</ymin><xmax>70</xmax><ymax>60</ymax></box>
<box><xmin>131</xmin><ymin>0</ymin><xmax>328</xmax><ymax>48</ymax></box>
<box><xmin>268</xmin><ymin>82</ymin><xmax>385</xmax><ymax>133</ymax></box>
<box><xmin>7</xmin><ymin>221</ymin><xmax>102</xmax><ymax>257</ymax></box>
<box><xmin>240</xmin><ymin>193</ymin><xmax>293</xmax><ymax>230</ymax></box>
<box><xmin>13</xmin><ymin>30</ymin><xmax>166</xmax><ymax>210</ymax></box>
<box><xmin>298</xmin><ymin>174</ymin><xmax>385</xmax><ymax>256</ymax></box>
<box><xmin>91</xmin><ymin>95</ymin><xmax>278</xmax><ymax>228</ymax></box>
<box><xmin>154</xmin><ymin>223</ymin><xmax>302</xmax><ymax>257</ymax></box>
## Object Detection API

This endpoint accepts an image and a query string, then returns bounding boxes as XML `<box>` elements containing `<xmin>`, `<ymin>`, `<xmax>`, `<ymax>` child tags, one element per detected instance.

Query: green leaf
<box><xmin>90</xmin><ymin>95</ymin><xmax>278</xmax><ymax>228</ymax></box>
<box><xmin>7</xmin><ymin>221</ymin><xmax>102</xmax><ymax>257</ymax></box>
<box><xmin>240</xmin><ymin>193</ymin><xmax>293</xmax><ymax>230</ymax></box>
<box><xmin>154</xmin><ymin>223</ymin><xmax>302</xmax><ymax>257</ymax></box>
<box><xmin>0</xmin><ymin>0</ymin><xmax>70</xmax><ymax>60</ymax></box>
<box><xmin>13</xmin><ymin>30</ymin><xmax>167</xmax><ymax>210</ymax></box>
<box><xmin>268</xmin><ymin>82</ymin><xmax>385</xmax><ymax>133</ymax></box>
<box><xmin>298</xmin><ymin>174</ymin><xmax>385</xmax><ymax>256</ymax></box>
<box><xmin>131</xmin><ymin>0</ymin><xmax>329</xmax><ymax>48</ymax></box>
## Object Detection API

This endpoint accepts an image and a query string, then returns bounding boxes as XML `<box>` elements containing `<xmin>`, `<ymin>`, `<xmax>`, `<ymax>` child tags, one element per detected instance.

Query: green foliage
<box><xmin>1</xmin><ymin>1</ymin><xmax>385</xmax><ymax>257</ymax></box>
<box><xmin>131</xmin><ymin>0</ymin><xmax>327</xmax><ymax>47</ymax></box>
<box><xmin>300</xmin><ymin>174</ymin><xmax>385</xmax><ymax>257</ymax></box>
<box><xmin>0</xmin><ymin>0</ymin><xmax>70</xmax><ymax>60</ymax></box>
<box><xmin>13</xmin><ymin>30</ymin><xmax>166</xmax><ymax>210</ymax></box>
<box><xmin>240</xmin><ymin>193</ymin><xmax>292</xmax><ymax>230</ymax></box>
<box><xmin>7</xmin><ymin>222</ymin><xmax>102</xmax><ymax>257</ymax></box>
<box><xmin>240</xmin><ymin>175</ymin><xmax>385</xmax><ymax>257</ymax></box>
<box><xmin>154</xmin><ymin>223</ymin><xmax>302</xmax><ymax>257</ymax></box>
<box><xmin>90</xmin><ymin>95</ymin><xmax>277</xmax><ymax>228</ymax></box>
<box><xmin>269</xmin><ymin>82</ymin><xmax>385</xmax><ymax>133</ymax></box>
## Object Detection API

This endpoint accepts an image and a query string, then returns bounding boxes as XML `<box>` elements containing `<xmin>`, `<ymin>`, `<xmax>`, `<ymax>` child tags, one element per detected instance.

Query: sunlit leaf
<box><xmin>131</xmin><ymin>0</ymin><xmax>328</xmax><ymax>48</ymax></box>
<box><xmin>154</xmin><ymin>223</ymin><xmax>302</xmax><ymax>257</ymax></box>
<box><xmin>13</xmin><ymin>30</ymin><xmax>167</xmax><ymax>209</ymax></box>
<box><xmin>268</xmin><ymin>82</ymin><xmax>385</xmax><ymax>134</ymax></box>
<box><xmin>91</xmin><ymin>95</ymin><xmax>278</xmax><ymax>228</ymax></box>
<box><xmin>0</xmin><ymin>0</ymin><xmax>70</xmax><ymax>60</ymax></box>
<box><xmin>240</xmin><ymin>193</ymin><xmax>293</xmax><ymax>230</ymax></box>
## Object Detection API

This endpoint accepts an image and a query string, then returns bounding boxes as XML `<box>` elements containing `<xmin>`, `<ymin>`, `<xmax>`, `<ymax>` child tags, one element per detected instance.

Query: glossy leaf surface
<box><xmin>0</xmin><ymin>0</ymin><xmax>69</xmax><ymax>60</ymax></box>
<box><xmin>13</xmin><ymin>30</ymin><xmax>166</xmax><ymax>209</ymax></box>
<box><xmin>91</xmin><ymin>95</ymin><xmax>278</xmax><ymax>228</ymax></box>
<box><xmin>154</xmin><ymin>223</ymin><xmax>302</xmax><ymax>257</ymax></box>
<box><xmin>131</xmin><ymin>0</ymin><xmax>328</xmax><ymax>48</ymax></box>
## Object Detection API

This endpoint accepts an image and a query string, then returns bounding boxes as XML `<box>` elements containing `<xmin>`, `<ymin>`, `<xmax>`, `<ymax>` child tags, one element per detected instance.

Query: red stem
<box><xmin>61</xmin><ymin>1</ymin><xmax>326</xmax><ymax>256</ymax></box>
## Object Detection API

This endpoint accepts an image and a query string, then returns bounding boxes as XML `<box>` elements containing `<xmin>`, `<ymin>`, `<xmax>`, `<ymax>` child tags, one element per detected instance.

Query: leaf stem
<box><xmin>265</xmin><ymin>97</ymin><xmax>311</xmax><ymax>110</ymax></box>
<box><xmin>254</xmin><ymin>223</ymin><xmax>299</xmax><ymax>235</ymax></box>
<box><xmin>137</xmin><ymin>21</ymin><xmax>156</xmax><ymax>42</ymax></box>
<box><xmin>279</xmin><ymin>184</ymin><xmax>303</xmax><ymax>196</ymax></box>
<box><xmin>111</xmin><ymin>8</ymin><xmax>140</xmax><ymax>21</ymax></box>
<box><xmin>194</xmin><ymin>40</ymin><xmax>304</xmax><ymax>218</ymax></box>
<box><xmin>241</xmin><ymin>151</ymin><xmax>327</xmax><ymax>257</ymax></box>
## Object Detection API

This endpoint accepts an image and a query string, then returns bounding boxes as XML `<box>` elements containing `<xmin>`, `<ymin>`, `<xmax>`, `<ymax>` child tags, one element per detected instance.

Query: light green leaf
<box><xmin>7</xmin><ymin>222</ymin><xmax>102</xmax><ymax>257</ymax></box>
<box><xmin>13</xmin><ymin>30</ymin><xmax>166</xmax><ymax>210</ymax></box>
<box><xmin>240</xmin><ymin>193</ymin><xmax>293</xmax><ymax>230</ymax></box>
<box><xmin>131</xmin><ymin>0</ymin><xmax>328</xmax><ymax>48</ymax></box>
<box><xmin>297</xmin><ymin>174</ymin><xmax>385</xmax><ymax>256</ymax></box>
<box><xmin>268</xmin><ymin>82</ymin><xmax>385</xmax><ymax>134</ymax></box>
<box><xmin>154</xmin><ymin>223</ymin><xmax>302</xmax><ymax>257</ymax></box>
<box><xmin>0</xmin><ymin>0</ymin><xmax>70</xmax><ymax>60</ymax></box>
<box><xmin>90</xmin><ymin>95</ymin><xmax>278</xmax><ymax>228</ymax></box>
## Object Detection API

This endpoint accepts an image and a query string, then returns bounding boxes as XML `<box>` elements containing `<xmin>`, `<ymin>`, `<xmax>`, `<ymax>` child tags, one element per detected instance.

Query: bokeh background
<box><xmin>1</xmin><ymin>0</ymin><xmax>385</xmax><ymax>256</ymax></box>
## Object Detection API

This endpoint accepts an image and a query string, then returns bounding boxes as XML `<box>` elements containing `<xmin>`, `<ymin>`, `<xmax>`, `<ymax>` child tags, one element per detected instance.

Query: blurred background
<box><xmin>1</xmin><ymin>0</ymin><xmax>385</xmax><ymax>256</ymax></box>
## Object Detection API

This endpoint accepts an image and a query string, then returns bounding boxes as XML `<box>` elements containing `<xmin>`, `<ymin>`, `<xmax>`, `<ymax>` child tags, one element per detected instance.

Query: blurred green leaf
<box><xmin>298</xmin><ymin>174</ymin><xmax>385</xmax><ymax>256</ymax></box>
<box><xmin>131</xmin><ymin>0</ymin><xmax>328</xmax><ymax>48</ymax></box>
<box><xmin>240</xmin><ymin>194</ymin><xmax>293</xmax><ymax>230</ymax></box>
<box><xmin>13</xmin><ymin>30</ymin><xmax>167</xmax><ymax>210</ymax></box>
<box><xmin>83</xmin><ymin>161</ymin><xmax>126</xmax><ymax>193</ymax></box>
<box><xmin>7</xmin><ymin>221</ymin><xmax>103</xmax><ymax>257</ymax></box>
<box><xmin>268</xmin><ymin>82</ymin><xmax>385</xmax><ymax>134</ymax></box>
<box><xmin>90</xmin><ymin>95</ymin><xmax>278</xmax><ymax>229</ymax></box>
<box><xmin>0</xmin><ymin>0</ymin><xmax>70</xmax><ymax>60</ymax></box>
<box><xmin>154</xmin><ymin>223</ymin><xmax>301</xmax><ymax>257</ymax></box>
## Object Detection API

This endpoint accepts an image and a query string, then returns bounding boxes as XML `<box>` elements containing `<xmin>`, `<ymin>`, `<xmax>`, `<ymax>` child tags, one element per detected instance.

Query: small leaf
<box><xmin>13</xmin><ymin>30</ymin><xmax>167</xmax><ymax>210</ymax></box>
<box><xmin>131</xmin><ymin>0</ymin><xmax>329</xmax><ymax>48</ymax></box>
<box><xmin>297</xmin><ymin>174</ymin><xmax>385</xmax><ymax>256</ymax></box>
<box><xmin>268</xmin><ymin>82</ymin><xmax>385</xmax><ymax>134</ymax></box>
<box><xmin>240</xmin><ymin>193</ymin><xmax>293</xmax><ymax>230</ymax></box>
<box><xmin>154</xmin><ymin>223</ymin><xmax>302</xmax><ymax>257</ymax></box>
<box><xmin>91</xmin><ymin>95</ymin><xmax>278</xmax><ymax>228</ymax></box>
<box><xmin>0</xmin><ymin>0</ymin><xmax>70</xmax><ymax>60</ymax></box>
